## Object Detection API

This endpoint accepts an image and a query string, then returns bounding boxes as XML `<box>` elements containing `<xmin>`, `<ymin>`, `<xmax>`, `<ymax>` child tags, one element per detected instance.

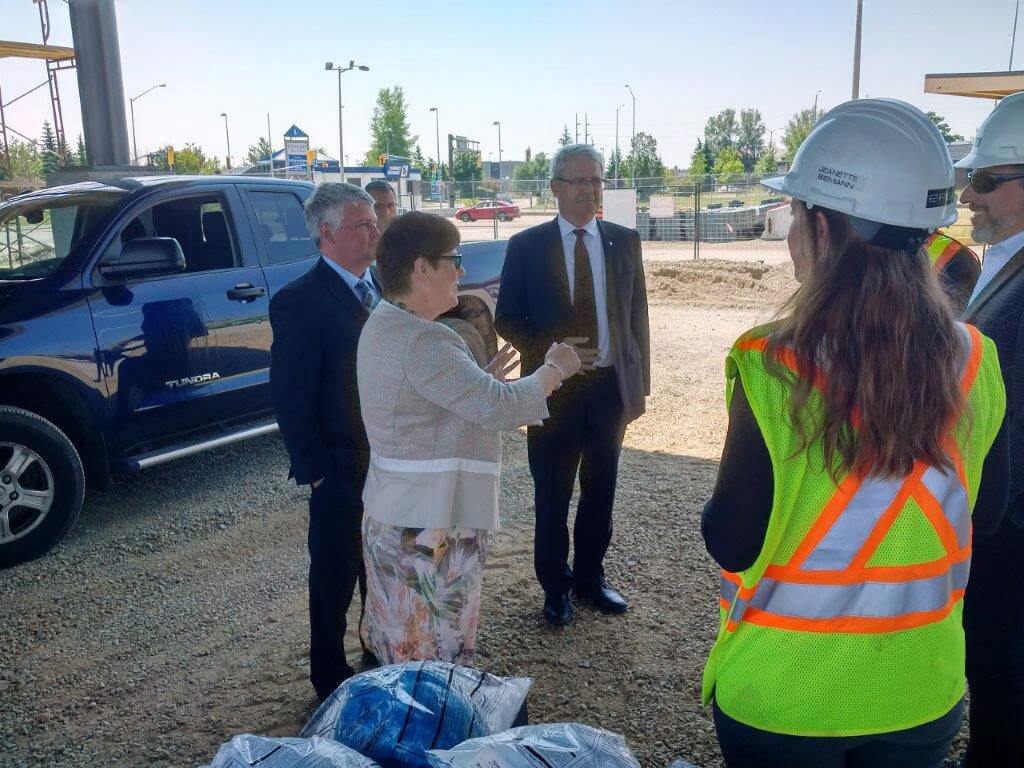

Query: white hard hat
<box><xmin>955</xmin><ymin>91</ymin><xmax>1024</xmax><ymax>169</ymax></box>
<box><xmin>763</xmin><ymin>98</ymin><xmax>957</xmax><ymax>230</ymax></box>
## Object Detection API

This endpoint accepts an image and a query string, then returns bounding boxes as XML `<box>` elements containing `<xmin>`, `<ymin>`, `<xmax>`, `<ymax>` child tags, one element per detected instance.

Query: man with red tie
<box><xmin>496</xmin><ymin>144</ymin><xmax>651</xmax><ymax>626</ymax></box>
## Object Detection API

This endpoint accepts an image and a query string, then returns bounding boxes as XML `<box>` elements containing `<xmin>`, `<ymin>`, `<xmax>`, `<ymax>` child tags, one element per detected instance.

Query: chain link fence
<box><xmin>432</xmin><ymin>174</ymin><xmax>979</xmax><ymax>265</ymax></box>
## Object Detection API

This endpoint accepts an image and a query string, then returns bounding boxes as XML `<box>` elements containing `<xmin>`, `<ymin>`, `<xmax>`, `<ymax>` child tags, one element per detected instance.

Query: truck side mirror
<box><xmin>98</xmin><ymin>237</ymin><xmax>186</xmax><ymax>280</ymax></box>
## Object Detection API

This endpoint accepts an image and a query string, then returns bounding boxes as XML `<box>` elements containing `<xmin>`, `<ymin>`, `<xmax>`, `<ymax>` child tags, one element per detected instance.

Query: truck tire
<box><xmin>438</xmin><ymin>317</ymin><xmax>489</xmax><ymax>368</ymax></box>
<box><xmin>0</xmin><ymin>406</ymin><xmax>85</xmax><ymax>568</ymax></box>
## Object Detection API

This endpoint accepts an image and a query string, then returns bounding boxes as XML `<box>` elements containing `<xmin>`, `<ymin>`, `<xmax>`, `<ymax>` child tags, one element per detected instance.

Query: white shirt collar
<box><xmin>987</xmin><ymin>228</ymin><xmax>1024</xmax><ymax>261</ymax></box>
<box><xmin>557</xmin><ymin>214</ymin><xmax>599</xmax><ymax>240</ymax></box>
<box><xmin>321</xmin><ymin>255</ymin><xmax>373</xmax><ymax>291</ymax></box>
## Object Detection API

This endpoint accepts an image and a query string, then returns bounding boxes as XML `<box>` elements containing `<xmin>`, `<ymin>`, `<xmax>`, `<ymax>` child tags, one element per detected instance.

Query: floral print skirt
<box><xmin>361</xmin><ymin>516</ymin><xmax>489</xmax><ymax>667</ymax></box>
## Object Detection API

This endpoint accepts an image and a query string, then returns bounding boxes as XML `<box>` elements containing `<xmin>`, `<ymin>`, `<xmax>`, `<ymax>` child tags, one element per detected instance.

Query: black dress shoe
<box><xmin>542</xmin><ymin>592</ymin><xmax>573</xmax><ymax>626</ymax></box>
<box><xmin>574</xmin><ymin>579</ymin><xmax>629</xmax><ymax>614</ymax></box>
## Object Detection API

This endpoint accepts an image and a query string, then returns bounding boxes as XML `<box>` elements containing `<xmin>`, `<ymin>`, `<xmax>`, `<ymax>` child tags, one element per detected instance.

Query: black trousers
<box><xmin>964</xmin><ymin>514</ymin><xmax>1024</xmax><ymax>768</ymax></box>
<box><xmin>527</xmin><ymin>366</ymin><xmax>626</xmax><ymax>595</ymax></box>
<box><xmin>307</xmin><ymin>470</ymin><xmax>366</xmax><ymax>701</ymax></box>
<box><xmin>713</xmin><ymin>700</ymin><xmax>963</xmax><ymax>768</ymax></box>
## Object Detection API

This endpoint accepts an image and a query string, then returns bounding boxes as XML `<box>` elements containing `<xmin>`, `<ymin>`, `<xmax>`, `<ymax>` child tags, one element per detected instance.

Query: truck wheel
<box><xmin>438</xmin><ymin>317</ymin><xmax>489</xmax><ymax>368</ymax></box>
<box><xmin>0</xmin><ymin>406</ymin><xmax>85</xmax><ymax>568</ymax></box>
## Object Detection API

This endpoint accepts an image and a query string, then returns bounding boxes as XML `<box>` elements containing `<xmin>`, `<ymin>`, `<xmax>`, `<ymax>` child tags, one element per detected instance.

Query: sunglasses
<box><xmin>968</xmin><ymin>169</ymin><xmax>1024</xmax><ymax>194</ymax></box>
<box><xmin>440</xmin><ymin>250</ymin><xmax>463</xmax><ymax>269</ymax></box>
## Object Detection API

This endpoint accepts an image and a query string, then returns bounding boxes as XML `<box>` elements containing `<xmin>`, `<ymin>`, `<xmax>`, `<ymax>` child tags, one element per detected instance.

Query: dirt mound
<box><xmin>645</xmin><ymin>259</ymin><xmax>797</xmax><ymax>309</ymax></box>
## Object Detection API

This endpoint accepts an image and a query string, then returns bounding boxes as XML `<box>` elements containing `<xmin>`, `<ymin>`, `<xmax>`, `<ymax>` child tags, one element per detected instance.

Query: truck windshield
<box><xmin>0</xmin><ymin>190</ymin><xmax>127</xmax><ymax>280</ymax></box>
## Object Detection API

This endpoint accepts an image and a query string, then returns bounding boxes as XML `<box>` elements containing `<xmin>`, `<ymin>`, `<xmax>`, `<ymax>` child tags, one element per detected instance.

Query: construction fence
<box><xmin>424</xmin><ymin>174</ymin><xmax>979</xmax><ymax>265</ymax></box>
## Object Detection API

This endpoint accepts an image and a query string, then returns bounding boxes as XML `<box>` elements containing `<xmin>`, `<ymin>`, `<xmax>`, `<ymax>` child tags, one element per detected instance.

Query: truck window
<box><xmin>111</xmin><ymin>195</ymin><xmax>237</xmax><ymax>274</ymax></box>
<box><xmin>0</xmin><ymin>190</ymin><xmax>127</xmax><ymax>279</ymax></box>
<box><xmin>249</xmin><ymin>191</ymin><xmax>316</xmax><ymax>265</ymax></box>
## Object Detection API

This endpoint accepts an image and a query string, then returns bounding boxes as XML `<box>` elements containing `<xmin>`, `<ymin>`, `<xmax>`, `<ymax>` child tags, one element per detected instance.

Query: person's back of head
<box><xmin>760</xmin><ymin>98</ymin><xmax>965</xmax><ymax>481</ymax></box>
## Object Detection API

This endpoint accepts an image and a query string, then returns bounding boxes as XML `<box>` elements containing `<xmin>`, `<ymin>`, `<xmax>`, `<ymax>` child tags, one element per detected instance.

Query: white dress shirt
<box><xmin>321</xmin><ymin>255</ymin><xmax>380</xmax><ymax>305</ymax></box>
<box><xmin>556</xmin><ymin>214</ymin><xmax>611</xmax><ymax>367</ymax></box>
<box><xmin>968</xmin><ymin>229</ymin><xmax>1024</xmax><ymax>306</ymax></box>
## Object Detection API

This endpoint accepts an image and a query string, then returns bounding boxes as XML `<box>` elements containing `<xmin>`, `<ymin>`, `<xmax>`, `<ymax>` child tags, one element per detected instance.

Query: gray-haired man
<box><xmin>269</xmin><ymin>182</ymin><xmax>383</xmax><ymax>700</ymax></box>
<box><xmin>495</xmin><ymin>145</ymin><xmax>651</xmax><ymax>626</ymax></box>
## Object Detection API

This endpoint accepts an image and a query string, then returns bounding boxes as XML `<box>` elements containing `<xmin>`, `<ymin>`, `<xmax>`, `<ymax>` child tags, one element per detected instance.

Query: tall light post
<box><xmin>1011</xmin><ymin>0</ymin><xmax>1021</xmax><ymax>70</ymax></box>
<box><xmin>325</xmin><ymin>60</ymin><xmax>369</xmax><ymax>179</ymax></box>
<box><xmin>615</xmin><ymin>103</ymin><xmax>624</xmax><ymax>182</ymax></box>
<box><xmin>430</xmin><ymin>106</ymin><xmax>442</xmax><ymax>210</ymax></box>
<box><xmin>219</xmin><ymin>112</ymin><xmax>232</xmax><ymax>170</ymax></box>
<box><xmin>625</xmin><ymin>84</ymin><xmax>636</xmax><ymax>148</ymax></box>
<box><xmin>492</xmin><ymin>120</ymin><xmax>502</xmax><ymax>188</ymax></box>
<box><xmin>813</xmin><ymin>90</ymin><xmax>822</xmax><ymax>118</ymax></box>
<box><xmin>129</xmin><ymin>83</ymin><xmax>166</xmax><ymax>164</ymax></box>
<box><xmin>852</xmin><ymin>0</ymin><xmax>863</xmax><ymax>99</ymax></box>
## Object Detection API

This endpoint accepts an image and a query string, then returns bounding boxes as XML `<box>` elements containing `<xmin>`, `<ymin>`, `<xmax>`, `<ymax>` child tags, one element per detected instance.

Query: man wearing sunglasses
<box><xmin>495</xmin><ymin>144</ymin><xmax>651</xmax><ymax>627</ymax></box>
<box><xmin>956</xmin><ymin>91</ymin><xmax>1024</xmax><ymax>768</ymax></box>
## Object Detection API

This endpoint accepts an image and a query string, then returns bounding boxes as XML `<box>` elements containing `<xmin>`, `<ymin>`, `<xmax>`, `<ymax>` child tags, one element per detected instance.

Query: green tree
<box><xmin>154</xmin><ymin>143</ymin><xmax>221</xmax><ymax>174</ymax></box>
<box><xmin>0</xmin><ymin>139</ymin><xmax>43</xmax><ymax>180</ymax></box>
<box><xmin>453</xmin><ymin>151</ymin><xmax>482</xmax><ymax>181</ymax></box>
<box><xmin>754</xmin><ymin>144</ymin><xmax>778</xmax><ymax>176</ymax></box>
<box><xmin>622</xmin><ymin>132</ymin><xmax>664</xmax><ymax>180</ymax></box>
<box><xmin>246</xmin><ymin>137</ymin><xmax>273</xmax><ymax>167</ymax></box>
<box><xmin>513</xmin><ymin>152</ymin><xmax>549</xmax><ymax>180</ymax></box>
<box><xmin>557</xmin><ymin>125</ymin><xmax>572</xmax><ymax>148</ymax></box>
<box><xmin>363</xmin><ymin>86</ymin><xmax>418</xmax><ymax>164</ymax></box>
<box><xmin>40</xmin><ymin>121</ymin><xmax>59</xmax><ymax>177</ymax></box>
<box><xmin>782</xmin><ymin>107</ymin><xmax>822</xmax><ymax>163</ymax></box>
<box><xmin>714</xmin><ymin>146</ymin><xmax>745</xmax><ymax>182</ymax></box>
<box><xmin>737</xmin><ymin>108</ymin><xmax>766</xmax><ymax>172</ymax></box>
<box><xmin>606</xmin><ymin>148</ymin><xmax>625</xmax><ymax>181</ymax></box>
<box><xmin>75</xmin><ymin>134</ymin><xmax>87</xmax><ymax>167</ymax></box>
<box><xmin>689</xmin><ymin>139</ymin><xmax>709</xmax><ymax>176</ymax></box>
<box><xmin>703</xmin><ymin>108</ymin><xmax>738</xmax><ymax>158</ymax></box>
<box><xmin>925</xmin><ymin>111</ymin><xmax>964</xmax><ymax>143</ymax></box>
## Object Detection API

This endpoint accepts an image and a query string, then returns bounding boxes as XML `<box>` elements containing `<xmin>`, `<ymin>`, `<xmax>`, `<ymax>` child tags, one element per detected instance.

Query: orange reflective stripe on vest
<box><xmin>925</xmin><ymin>233</ymin><xmax>963</xmax><ymax>272</ymax></box>
<box><xmin>721</xmin><ymin>324</ymin><xmax>983</xmax><ymax>634</ymax></box>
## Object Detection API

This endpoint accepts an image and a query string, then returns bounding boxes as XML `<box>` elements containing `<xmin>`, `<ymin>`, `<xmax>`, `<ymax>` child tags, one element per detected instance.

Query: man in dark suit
<box><xmin>495</xmin><ymin>144</ymin><xmax>650</xmax><ymax>626</ymax></box>
<box><xmin>955</xmin><ymin>92</ymin><xmax>1024</xmax><ymax>767</ymax></box>
<box><xmin>270</xmin><ymin>183</ymin><xmax>382</xmax><ymax>701</ymax></box>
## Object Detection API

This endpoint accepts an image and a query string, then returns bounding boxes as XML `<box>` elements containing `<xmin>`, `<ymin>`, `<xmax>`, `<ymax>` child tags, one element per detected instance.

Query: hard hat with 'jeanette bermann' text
<box><xmin>762</xmin><ymin>98</ymin><xmax>957</xmax><ymax>231</ymax></box>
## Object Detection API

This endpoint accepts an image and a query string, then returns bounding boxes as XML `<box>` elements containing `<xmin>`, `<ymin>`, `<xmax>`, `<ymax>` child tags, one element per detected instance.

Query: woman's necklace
<box><xmin>388</xmin><ymin>298</ymin><xmax>417</xmax><ymax>317</ymax></box>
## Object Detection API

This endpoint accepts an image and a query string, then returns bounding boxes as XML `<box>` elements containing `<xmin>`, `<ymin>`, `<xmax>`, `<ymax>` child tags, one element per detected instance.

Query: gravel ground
<box><xmin>10</xmin><ymin>258</ymin><xmax>954</xmax><ymax>768</ymax></box>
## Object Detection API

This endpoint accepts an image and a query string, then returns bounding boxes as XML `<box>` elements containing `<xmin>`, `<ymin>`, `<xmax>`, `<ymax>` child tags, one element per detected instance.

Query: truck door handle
<box><xmin>226</xmin><ymin>283</ymin><xmax>266</xmax><ymax>302</ymax></box>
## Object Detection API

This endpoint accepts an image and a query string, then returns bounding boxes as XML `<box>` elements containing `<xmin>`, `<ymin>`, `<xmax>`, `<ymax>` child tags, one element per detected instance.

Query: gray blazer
<box><xmin>356</xmin><ymin>300</ymin><xmax>550</xmax><ymax>530</ymax></box>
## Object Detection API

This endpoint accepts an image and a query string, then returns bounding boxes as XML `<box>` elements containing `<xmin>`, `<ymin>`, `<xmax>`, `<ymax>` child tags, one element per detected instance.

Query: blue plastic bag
<box><xmin>205</xmin><ymin>734</ymin><xmax>381</xmax><ymax>767</ymax></box>
<box><xmin>300</xmin><ymin>662</ymin><xmax>531</xmax><ymax>768</ymax></box>
<box><xmin>426</xmin><ymin>723</ymin><xmax>641</xmax><ymax>767</ymax></box>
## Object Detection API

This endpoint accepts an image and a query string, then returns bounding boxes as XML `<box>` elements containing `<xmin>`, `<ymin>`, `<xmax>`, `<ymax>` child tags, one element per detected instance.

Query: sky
<box><xmin>1</xmin><ymin>0</ymin><xmax>1019</xmax><ymax>170</ymax></box>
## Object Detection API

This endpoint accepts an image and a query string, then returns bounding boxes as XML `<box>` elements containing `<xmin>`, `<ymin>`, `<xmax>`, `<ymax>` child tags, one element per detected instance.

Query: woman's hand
<box><xmin>486</xmin><ymin>342</ymin><xmax>520</xmax><ymax>382</ymax></box>
<box><xmin>545</xmin><ymin>342</ymin><xmax>582</xmax><ymax>379</ymax></box>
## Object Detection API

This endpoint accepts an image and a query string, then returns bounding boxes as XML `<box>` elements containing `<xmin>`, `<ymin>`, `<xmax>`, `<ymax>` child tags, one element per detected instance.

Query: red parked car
<box><xmin>455</xmin><ymin>200</ymin><xmax>521</xmax><ymax>222</ymax></box>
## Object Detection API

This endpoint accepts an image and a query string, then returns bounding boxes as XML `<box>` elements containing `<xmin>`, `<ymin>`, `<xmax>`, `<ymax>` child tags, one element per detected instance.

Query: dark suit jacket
<box><xmin>964</xmin><ymin>243</ymin><xmax>1024</xmax><ymax>524</ymax></box>
<box><xmin>270</xmin><ymin>258</ymin><xmax>379</xmax><ymax>486</ymax></box>
<box><xmin>495</xmin><ymin>217</ymin><xmax>651</xmax><ymax>422</ymax></box>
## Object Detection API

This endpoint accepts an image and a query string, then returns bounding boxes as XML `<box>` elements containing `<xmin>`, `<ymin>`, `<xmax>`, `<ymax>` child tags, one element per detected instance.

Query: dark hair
<box><xmin>365</xmin><ymin>179</ymin><xmax>394</xmax><ymax>196</ymax></box>
<box><xmin>766</xmin><ymin>200</ymin><xmax>966</xmax><ymax>481</ymax></box>
<box><xmin>375</xmin><ymin>211</ymin><xmax>460</xmax><ymax>296</ymax></box>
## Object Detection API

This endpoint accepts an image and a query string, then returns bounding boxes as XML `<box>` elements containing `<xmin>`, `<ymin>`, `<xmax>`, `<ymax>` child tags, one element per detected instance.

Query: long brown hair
<box><xmin>766</xmin><ymin>201</ymin><xmax>966</xmax><ymax>481</ymax></box>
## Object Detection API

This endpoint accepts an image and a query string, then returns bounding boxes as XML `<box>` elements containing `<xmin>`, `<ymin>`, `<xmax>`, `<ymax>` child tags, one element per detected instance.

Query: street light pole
<box><xmin>325</xmin><ymin>59</ymin><xmax>369</xmax><ymax>181</ymax></box>
<box><xmin>492</xmin><ymin>120</ymin><xmax>502</xmax><ymax>186</ymax></box>
<box><xmin>625</xmin><ymin>84</ymin><xmax>636</xmax><ymax>148</ymax></box>
<box><xmin>430</xmin><ymin>106</ymin><xmax>441</xmax><ymax>210</ymax></box>
<box><xmin>1011</xmin><ymin>0</ymin><xmax>1021</xmax><ymax>70</ymax></box>
<box><xmin>128</xmin><ymin>83</ymin><xmax>166</xmax><ymax>164</ymax></box>
<box><xmin>852</xmin><ymin>0</ymin><xmax>863</xmax><ymax>99</ymax></box>
<box><xmin>813</xmin><ymin>89</ymin><xmax>822</xmax><ymax>118</ymax></box>
<box><xmin>615</xmin><ymin>103</ymin><xmax>624</xmax><ymax>183</ymax></box>
<box><xmin>219</xmin><ymin>112</ymin><xmax>231</xmax><ymax>170</ymax></box>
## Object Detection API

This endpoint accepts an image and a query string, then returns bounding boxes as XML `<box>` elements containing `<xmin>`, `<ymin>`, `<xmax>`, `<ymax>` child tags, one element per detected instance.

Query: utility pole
<box><xmin>220</xmin><ymin>112</ymin><xmax>231</xmax><ymax>170</ymax></box>
<box><xmin>615</xmin><ymin>104</ymin><xmax>623</xmax><ymax>183</ymax></box>
<box><xmin>625</xmin><ymin>84</ymin><xmax>636</xmax><ymax>147</ymax></box>
<box><xmin>266</xmin><ymin>113</ymin><xmax>273</xmax><ymax>177</ymax></box>
<box><xmin>575</xmin><ymin>113</ymin><xmax>580</xmax><ymax>144</ymax></box>
<box><xmin>584</xmin><ymin>113</ymin><xmax>591</xmax><ymax>145</ymax></box>
<box><xmin>852</xmin><ymin>0</ymin><xmax>863</xmax><ymax>100</ymax></box>
<box><xmin>1011</xmin><ymin>0</ymin><xmax>1021</xmax><ymax>70</ymax></box>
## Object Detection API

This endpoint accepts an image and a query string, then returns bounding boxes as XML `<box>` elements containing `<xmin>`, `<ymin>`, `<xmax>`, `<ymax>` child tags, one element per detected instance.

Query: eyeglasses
<box><xmin>555</xmin><ymin>176</ymin><xmax>606</xmax><ymax>188</ymax></box>
<box><xmin>968</xmin><ymin>169</ymin><xmax>1024</xmax><ymax>194</ymax></box>
<box><xmin>440</xmin><ymin>250</ymin><xmax>463</xmax><ymax>269</ymax></box>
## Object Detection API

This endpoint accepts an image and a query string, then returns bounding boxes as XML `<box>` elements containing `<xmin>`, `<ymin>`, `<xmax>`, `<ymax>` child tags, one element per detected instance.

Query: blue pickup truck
<box><xmin>0</xmin><ymin>176</ymin><xmax>507</xmax><ymax>567</ymax></box>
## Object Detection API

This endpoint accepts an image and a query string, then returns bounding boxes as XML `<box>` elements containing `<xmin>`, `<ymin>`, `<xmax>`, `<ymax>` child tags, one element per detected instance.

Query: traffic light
<box><xmin>306</xmin><ymin>149</ymin><xmax>316</xmax><ymax>166</ymax></box>
<box><xmin>378</xmin><ymin>153</ymin><xmax>388</xmax><ymax>166</ymax></box>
